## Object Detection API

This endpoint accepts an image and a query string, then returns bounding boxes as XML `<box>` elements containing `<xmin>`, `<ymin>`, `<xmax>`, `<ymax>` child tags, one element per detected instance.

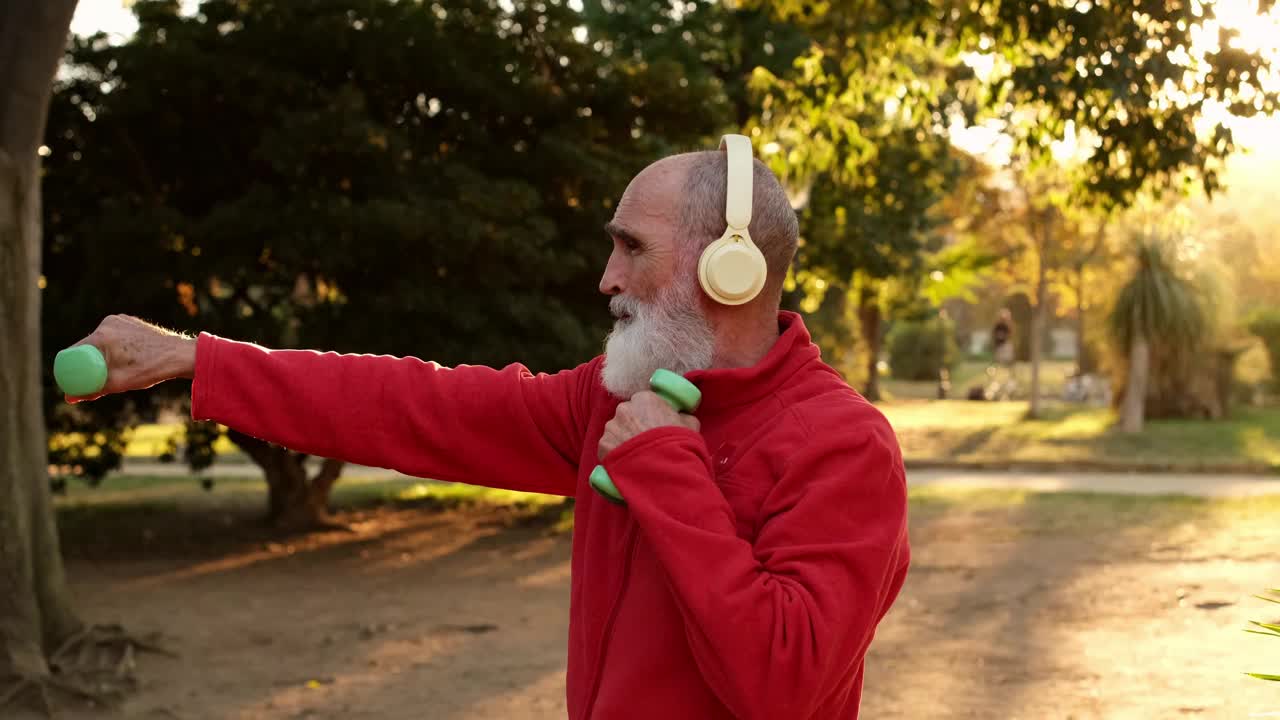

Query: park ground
<box><xmin>52</xmin><ymin>468</ymin><xmax>1280</xmax><ymax>720</ymax></box>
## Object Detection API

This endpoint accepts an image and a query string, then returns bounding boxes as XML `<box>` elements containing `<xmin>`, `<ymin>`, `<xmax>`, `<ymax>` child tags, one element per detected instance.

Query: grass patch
<box><xmin>54</xmin><ymin>473</ymin><xmax>561</xmax><ymax>515</ymax></box>
<box><xmin>393</xmin><ymin>481</ymin><xmax>563</xmax><ymax>508</ymax></box>
<box><xmin>907</xmin><ymin>485</ymin><xmax>1211</xmax><ymax>519</ymax></box>
<box><xmin>54</xmin><ymin>473</ymin><xmax>570</xmax><ymax>558</ymax></box>
<box><xmin>884</xmin><ymin>401</ymin><xmax>1280</xmax><ymax>470</ymax></box>
<box><xmin>56</xmin><ymin>473</ymin><xmax>273</xmax><ymax>506</ymax></box>
<box><xmin>906</xmin><ymin>484</ymin><xmax>1280</xmax><ymax>537</ymax></box>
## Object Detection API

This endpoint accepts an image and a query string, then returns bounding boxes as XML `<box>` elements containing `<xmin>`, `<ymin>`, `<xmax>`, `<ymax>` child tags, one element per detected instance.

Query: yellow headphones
<box><xmin>697</xmin><ymin>134</ymin><xmax>769</xmax><ymax>306</ymax></box>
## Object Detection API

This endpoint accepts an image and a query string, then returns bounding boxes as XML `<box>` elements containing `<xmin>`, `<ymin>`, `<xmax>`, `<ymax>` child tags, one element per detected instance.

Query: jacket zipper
<box><xmin>582</xmin><ymin>521</ymin><xmax>640</xmax><ymax>719</ymax></box>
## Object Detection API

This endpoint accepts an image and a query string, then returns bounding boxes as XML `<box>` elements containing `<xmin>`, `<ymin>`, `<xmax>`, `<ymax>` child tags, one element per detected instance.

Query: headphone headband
<box><xmin>719</xmin><ymin>134</ymin><xmax>753</xmax><ymax>232</ymax></box>
<box><xmin>698</xmin><ymin>134</ymin><xmax>766</xmax><ymax>305</ymax></box>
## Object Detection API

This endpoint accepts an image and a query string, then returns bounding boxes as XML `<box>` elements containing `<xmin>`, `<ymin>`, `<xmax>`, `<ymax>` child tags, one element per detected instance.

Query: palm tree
<box><xmin>1107</xmin><ymin>235</ymin><xmax>1208</xmax><ymax>433</ymax></box>
<box><xmin>1245</xmin><ymin>587</ymin><xmax>1280</xmax><ymax>682</ymax></box>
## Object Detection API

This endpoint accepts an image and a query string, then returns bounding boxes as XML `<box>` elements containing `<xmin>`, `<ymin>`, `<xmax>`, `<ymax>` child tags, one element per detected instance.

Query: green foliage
<box><xmin>41</xmin><ymin>0</ymin><xmax>732</xmax><ymax>480</ymax></box>
<box><xmin>886</xmin><ymin>398</ymin><xmax>1280</xmax><ymax>469</ymax></box>
<box><xmin>46</xmin><ymin>421</ymin><xmax>128</xmax><ymax>485</ymax></box>
<box><xmin>797</xmin><ymin>133</ymin><xmax>963</xmax><ymax>287</ymax></box>
<box><xmin>750</xmin><ymin>0</ymin><xmax>1280</xmax><ymax>207</ymax></box>
<box><xmin>1247</xmin><ymin>309</ymin><xmax>1280</xmax><ymax>392</ymax></box>
<box><xmin>802</xmin><ymin>285</ymin><xmax>865</xmax><ymax>386</ymax></box>
<box><xmin>887</xmin><ymin>313</ymin><xmax>958</xmax><ymax>381</ymax></box>
<box><xmin>1246</xmin><ymin>588</ymin><xmax>1280</xmax><ymax>682</ymax></box>
<box><xmin>182</xmin><ymin>419</ymin><xmax>220</xmax><ymax>473</ymax></box>
<box><xmin>919</xmin><ymin>239</ymin><xmax>999</xmax><ymax>306</ymax></box>
<box><xmin>580</xmin><ymin>0</ymin><xmax>807</xmax><ymax>127</ymax></box>
<box><xmin>791</xmin><ymin>130</ymin><xmax>966</xmax><ymax>365</ymax></box>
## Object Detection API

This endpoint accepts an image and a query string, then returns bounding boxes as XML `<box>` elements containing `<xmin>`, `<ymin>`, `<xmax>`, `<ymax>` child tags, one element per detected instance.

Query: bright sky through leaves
<box><xmin>70</xmin><ymin>0</ymin><xmax>1280</xmax><ymax>168</ymax></box>
<box><xmin>949</xmin><ymin>0</ymin><xmax>1280</xmax><ymax>164</ymax></box>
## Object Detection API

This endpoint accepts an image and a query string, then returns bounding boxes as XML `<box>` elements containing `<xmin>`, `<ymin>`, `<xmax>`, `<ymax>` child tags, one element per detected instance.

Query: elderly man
<box><xmin>68</xmin><ymin>136</ymin><xmax>910</xmax><ymax>719</ymax></box>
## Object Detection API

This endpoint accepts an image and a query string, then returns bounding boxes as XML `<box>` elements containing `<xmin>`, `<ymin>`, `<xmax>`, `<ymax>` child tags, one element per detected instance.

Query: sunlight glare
<box><xmin>70</xmin><ymin>0</ymin><xmax>200</xmax><ymax>42</ymax></box>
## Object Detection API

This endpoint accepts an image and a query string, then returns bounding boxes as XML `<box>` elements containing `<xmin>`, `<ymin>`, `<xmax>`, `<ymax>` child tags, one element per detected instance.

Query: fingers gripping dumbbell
<box><xmin>589</xmin><ymin>369</ymin><xmax>701</xmax><ymax>505</ymax></box>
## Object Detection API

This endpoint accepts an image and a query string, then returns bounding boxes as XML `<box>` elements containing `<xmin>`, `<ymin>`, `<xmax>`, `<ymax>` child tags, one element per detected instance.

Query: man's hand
<box><xmin>598</xmin><ymin>391</ymin><xmax>701</xmax><ymax>461</ymax></box>
<box><xmin>63</xmin><ymin>315</ymin><xmax>197</xmax><ymax>403</ymax></box>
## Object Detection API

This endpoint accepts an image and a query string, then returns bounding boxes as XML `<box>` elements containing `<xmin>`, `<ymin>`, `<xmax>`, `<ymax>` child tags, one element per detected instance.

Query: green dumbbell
<box><xmin>589</xmin><ymin>368</ymin><xmax>701</xmax><ymax>505</ymax></box>
<box><xmin>53</xmin><ymin>345</ymin><xmax>109</xmax><ymax>397</ymax></box>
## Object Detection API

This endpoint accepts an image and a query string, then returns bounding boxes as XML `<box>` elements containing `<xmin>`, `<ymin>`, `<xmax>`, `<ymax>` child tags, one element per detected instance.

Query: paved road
<box><xmin>115</xmin><ymin>461</ymin><xmax>1280</xmax><ymax>498</ymax></box>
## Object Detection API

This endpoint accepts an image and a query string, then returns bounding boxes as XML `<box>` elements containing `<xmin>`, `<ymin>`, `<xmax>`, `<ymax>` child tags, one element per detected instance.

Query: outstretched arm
<box><xmin>66</xmin><ymin>315</ymin><xmax>592</xmax><ymax>496</ymax></box>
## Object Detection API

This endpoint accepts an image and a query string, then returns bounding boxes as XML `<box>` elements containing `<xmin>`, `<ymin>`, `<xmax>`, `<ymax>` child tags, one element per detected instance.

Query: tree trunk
<box><xmin>1028</xmin><ymin>235</ymin><xmax>1049</xmax><ymax>419</ymax></box>
<box><xmin>1215</xmin><ymin>349</ymin><xmax>1237</xmax><ymax>420</ymax></box>
<box><xmin>0</xmin><ymin>145</ymin><xmax>84</xmax><ymax>712</ymax></box>
<box><xmin>1075</xmin><ymin>263</ymin><xmax>1091</xmax><ymax>374</ymax></box>
<box><xmin>0</xmin><ymin>0</ymin><xmax>87</xmax><ymax>707</ymax></box>
<box><xmin>1121</xmin><ymin>334</ymin><xmax>1150</xmax><ymax>433</ymax></box>
<box><xmin>227</xmin><ymin>430</ymin><xmax>346</xmax><ymax>529</ymax></box>
<box><xmin>857</xmin><ymin>283</ymin><xmax>882</xmax><ymax>402</ymax></box>
<box><xmin>265</xmin><ymin>456</ymin><xmax>345</xmax><ymax>529</ymax></box>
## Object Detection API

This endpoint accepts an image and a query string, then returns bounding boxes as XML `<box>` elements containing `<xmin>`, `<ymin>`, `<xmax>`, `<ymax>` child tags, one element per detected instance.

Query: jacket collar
<box><xmin>683</xmin><ymin>311</ymin><xmax>820</xmax><ymax>412</ymax></box>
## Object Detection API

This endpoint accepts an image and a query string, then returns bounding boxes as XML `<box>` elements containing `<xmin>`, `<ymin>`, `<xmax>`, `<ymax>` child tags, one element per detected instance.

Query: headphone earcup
<box><xmin>698</xmin><ymin>235</ymin><xmax>767</xmax><ymax>305</ymax></box>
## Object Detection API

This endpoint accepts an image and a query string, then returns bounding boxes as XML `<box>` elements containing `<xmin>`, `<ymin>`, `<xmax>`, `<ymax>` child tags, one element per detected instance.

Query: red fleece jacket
<box><xmin>191</xmin><ymin>310</ymin><xmax>910</xmax><ymax>719</ymax></box>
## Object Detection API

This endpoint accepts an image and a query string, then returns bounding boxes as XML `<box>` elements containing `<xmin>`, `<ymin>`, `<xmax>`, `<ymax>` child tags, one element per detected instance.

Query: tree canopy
<box><xmin>39</xmin><ymin>0</ymin><xmax>1280</xmax><ymax>474</ymax></box>
<box><xmin>750</xmin><ymin>0</ymin><xmax>1279</xmax><ymax>207</ymax></box>
<box><xmin>41</xmin><ymin>0</ymin><xmax>734</xmax><ymax>502</ymax></box>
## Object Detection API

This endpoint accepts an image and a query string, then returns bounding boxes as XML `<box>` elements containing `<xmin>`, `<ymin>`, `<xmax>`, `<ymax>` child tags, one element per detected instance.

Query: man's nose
<box><xmin>599</xmin><ymin>254</ymin><xmax>625</xmax><ymax>296</ymax></box>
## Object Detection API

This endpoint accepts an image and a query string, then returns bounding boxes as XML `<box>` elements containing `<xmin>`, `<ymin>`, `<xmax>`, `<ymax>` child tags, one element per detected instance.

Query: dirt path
<box><xmin>863</xmin><ymin>494</ymin><xmax>1280</xmax><ymax>719</ymax></box>
<box><xmin>68</xmin><ymin>502</ymin><xmax>574</xmax><ymax>720</ymax></box>
<box><xmin>63</xmin><ymin>493</ymin><xmax>1280</xmax><ymax>719</ymax></box>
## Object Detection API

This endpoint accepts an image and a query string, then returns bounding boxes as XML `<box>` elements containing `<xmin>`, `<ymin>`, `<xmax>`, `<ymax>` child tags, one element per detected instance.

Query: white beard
<box><xmin>601</xmin><ymin>279</ymin><xmax>715</xmax><ymax>399</ymax></box>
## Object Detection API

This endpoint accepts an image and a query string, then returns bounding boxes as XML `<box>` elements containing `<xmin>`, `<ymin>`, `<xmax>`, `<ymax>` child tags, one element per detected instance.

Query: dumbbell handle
<box><xmin>589</xmin><ymin>369</ymin><xmax>701</xmax><ymax>505</ymax></box>
<box><xmin>54</xmin><ymin>345</ymin><xmax>109</xmax><ymax>397</ymax></box>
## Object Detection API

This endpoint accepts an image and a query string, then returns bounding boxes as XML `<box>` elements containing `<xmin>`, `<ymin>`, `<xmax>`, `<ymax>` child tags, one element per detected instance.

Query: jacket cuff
<box><xmin>190</xmin><ymin>332</ymin><xmax>220</xmax><ymax>421</ymax></box>
<box><xmin>606</xmin><ymin>425</ymin><xmax>704</xmax><ymax>462</ymax></box>
<box><xmin>604</xmin><ymin>426</ymin><xmax>717</xmax><ymax>504</ymax></box>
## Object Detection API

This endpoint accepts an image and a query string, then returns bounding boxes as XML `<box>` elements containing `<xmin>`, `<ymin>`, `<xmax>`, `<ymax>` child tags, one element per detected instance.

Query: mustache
<box><xmin>610</xmin><ymin>295</ymin><xmax>643</xmax><ymax>319</ymax></box>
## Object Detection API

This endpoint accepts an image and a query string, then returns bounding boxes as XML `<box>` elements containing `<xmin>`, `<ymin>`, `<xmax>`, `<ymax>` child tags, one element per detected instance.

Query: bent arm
<box><xmin>603</xmin><ymin>415</ymin><xmax>910</xmax><ymax>719</ymax></box>
<box><xmin>192</xmin><ymin>333</ymin><xmax>594</xmax><ymax>496</ymax></box>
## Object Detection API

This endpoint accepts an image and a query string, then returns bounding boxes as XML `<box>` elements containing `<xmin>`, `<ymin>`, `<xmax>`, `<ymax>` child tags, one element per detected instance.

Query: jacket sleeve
<box><xmin>602</xmin><ymin>412</ymin><xmax>910</xmax><ymax>719</ymax></box>
<box><xmin>190</xmin><ymin>332</ymin><xmax>595</xmax><ymax>496</ymax></box>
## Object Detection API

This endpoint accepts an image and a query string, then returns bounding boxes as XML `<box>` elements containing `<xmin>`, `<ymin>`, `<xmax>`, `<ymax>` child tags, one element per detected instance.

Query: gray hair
<box><xmin>676</xmin><ymin>150</ymin><xmax>799</xmax><ymax>299</ymax></box>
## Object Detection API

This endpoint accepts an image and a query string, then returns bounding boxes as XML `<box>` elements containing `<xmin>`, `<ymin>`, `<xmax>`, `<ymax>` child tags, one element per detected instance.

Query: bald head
<box><xmin>599</xmin><ymin>146</ymin><xmax>800</xmax><ymax>382</ymax></box>
<box><xmin>601</xmin><ymin>148</ymin><xmax>797</xmax><ymax>307</ymax></box>
<box><xmin>669</xmin><ymin>150</ymin><xmax>799</xmax><ymax>300</ymax></box>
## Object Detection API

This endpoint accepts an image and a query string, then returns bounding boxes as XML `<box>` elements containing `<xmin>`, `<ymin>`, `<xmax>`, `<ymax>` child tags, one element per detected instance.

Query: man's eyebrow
<box><xmin>604</xmin><ymin>221</ymin><xmax>643</xmax><ymax>245</ymax></box>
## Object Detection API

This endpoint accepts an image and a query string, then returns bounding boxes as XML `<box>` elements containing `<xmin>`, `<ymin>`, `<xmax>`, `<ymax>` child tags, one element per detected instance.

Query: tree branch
<box><xmin>224</xmin><ymin>428</ymin><xmax>278</xmax><ymax>470</ymax></box>
<box><xmin>310</xmin><ymin>458</ymin><xmax>345</xmax><ymax>497</ymax></box>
